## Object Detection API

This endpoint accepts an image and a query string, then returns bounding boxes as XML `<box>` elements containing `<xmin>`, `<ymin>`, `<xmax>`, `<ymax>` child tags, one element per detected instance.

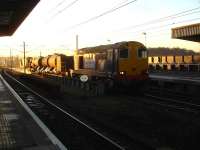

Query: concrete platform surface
<box><xmin>0</xmin><ymin>77</ymin><xmax>59</xmax><ymax>150</ymax></box>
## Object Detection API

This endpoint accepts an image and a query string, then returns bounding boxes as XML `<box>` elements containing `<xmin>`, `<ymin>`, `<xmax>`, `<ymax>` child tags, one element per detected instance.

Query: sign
<box><xmin>80</xmin><ymin>75</ymin><xmax>88</xmax><ymax>82</ymax></box>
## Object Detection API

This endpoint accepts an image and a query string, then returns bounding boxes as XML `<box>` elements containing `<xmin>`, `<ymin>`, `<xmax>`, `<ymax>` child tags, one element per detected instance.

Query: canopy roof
<box><xmin>0</xmin><ymin>0</ymin><xmax>40</xmax><ymax>36</ymax></box>
<box><xmin>171</xmin><ymin>23</ymin><xmax>200</xmax><ymax>42</ymax></box>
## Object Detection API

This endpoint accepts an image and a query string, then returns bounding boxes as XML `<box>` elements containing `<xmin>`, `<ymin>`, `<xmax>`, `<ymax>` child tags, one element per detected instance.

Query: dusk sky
<box><xmin>0</xmin><ymin>0</ymin><xmax>200</xmax><ymax>57</ymax></box>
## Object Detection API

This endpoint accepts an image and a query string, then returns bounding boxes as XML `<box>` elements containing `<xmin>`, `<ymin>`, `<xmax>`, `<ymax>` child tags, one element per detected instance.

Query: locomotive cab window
<box><xmin>138</xmin><ymin>47</ymin><xmax>147</xmax><ymax>58</ymax></box>
<box><xmin>119</xmin><ymin>48</ymin><xmax>129</xmax><ymax>58</ymax></box>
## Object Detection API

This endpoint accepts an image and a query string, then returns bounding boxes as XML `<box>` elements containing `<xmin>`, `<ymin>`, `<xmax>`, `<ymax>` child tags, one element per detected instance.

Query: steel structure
<box><xmin>171</xmin><ymin>23</ymin><xmax>200</xmax><ymax>42</ymax></box>
<box><xmin>0</xmin><ymin>0</ymin><xmax>40</xmax><ymax>36</ymax></box>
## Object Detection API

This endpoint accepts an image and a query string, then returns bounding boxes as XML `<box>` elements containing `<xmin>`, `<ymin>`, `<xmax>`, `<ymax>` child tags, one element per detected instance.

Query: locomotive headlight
<box><xmin>120</xmin><ymin>71</ymin><xmax>125</xmax><ymax>75</ymax></box>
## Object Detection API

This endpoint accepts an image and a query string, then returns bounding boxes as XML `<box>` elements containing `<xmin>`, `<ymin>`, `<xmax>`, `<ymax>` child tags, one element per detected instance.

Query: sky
<box><xmin>0</xmin><ymin>0</ymin><xmax>200</xmax><ymax>57</ymax></box>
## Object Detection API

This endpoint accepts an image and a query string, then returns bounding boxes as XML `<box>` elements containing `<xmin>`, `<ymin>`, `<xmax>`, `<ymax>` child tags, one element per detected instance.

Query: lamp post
<box><xmin>143</xmin><ymin>32</ymin><xmax>147</xmax><ymax>47</ymax></box>
<box><xmin>10</xmin><ymin>48</ymin><xmax>12</xmax><ymax>71</ymax></box>
<box><xmin>23</xmin><ymin>41</ymin><xmax>26</xmax><ymax>73</ymax></box>
<box><xmin>107</xmin><ymin>39</ymin><xmax>111</xmax><ymax>43</ymax></box>
<box><xmin>76</xmin><ymin>35</ymin><xmax>79</xmax><ymax>50</ymax></box>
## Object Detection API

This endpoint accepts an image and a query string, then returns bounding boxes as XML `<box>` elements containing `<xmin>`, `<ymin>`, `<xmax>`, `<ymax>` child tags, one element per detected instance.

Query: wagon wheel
<box><xmin>108</xmin><ymin>80</ymin><xmax>114</xmax><ymax>89</ymax></box>
<box><xmin>67</xmin><ymin>79</ymin><xmax>72</xmax><ymax>87</ymax></box>
<box><xmin>80</xmin><ymin>82</ymin><xmax>84</xmax><ymax>89</ymax></box>
<box><xmin>84</xmin><ymin>82</ymin><xmax>90</xmax><ymax>96</ymax></box>
<box><xmin>97</xmin><ymin>82</ymin><xmax>105</xmax><ymax>96</ymax></box>
<box><xmin>71</xmin><ymin>79</ymin><xmax>75</xmax><ymax>87</ymax></box>
<box><xmin>75</xmin><ymin>79</ymin><xmax>79</xmax><ymax>87</ymax></box>
<box><xmin>85</xmin><ymin>82</ymin><xmax>90</xmax><ymax>91</ymax></box>
<box><xmin>90</xmin><ymin>83</ymin><xmax>97</xmax><ymax>96</ymax></box>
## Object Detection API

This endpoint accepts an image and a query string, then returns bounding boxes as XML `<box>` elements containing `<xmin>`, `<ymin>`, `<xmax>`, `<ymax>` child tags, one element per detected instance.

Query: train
<box><xmin>148</xmin><ymin>55</ymin><xmax>200</xmax><ymax>71</ymax></box>
<box><xmin>30</xmin><ymin>54</ymin><xmax>73</xmax><ymax>75</ymax></box>
<box><xmin>26</xmin><ymin>41</ymin><xmax>148</xmax><ymax>94</ymax></box>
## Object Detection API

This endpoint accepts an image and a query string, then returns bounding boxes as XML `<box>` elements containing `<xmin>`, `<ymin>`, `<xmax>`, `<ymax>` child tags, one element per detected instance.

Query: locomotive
<box><xmin>29</xmin><ymin>41</ymin><xmax>148</xmax><ymax>93</ymax></box>
<box><xmin>72</xmin><ymin>41</ymin><xmax>148</xmax><ymax>85</ymax></box>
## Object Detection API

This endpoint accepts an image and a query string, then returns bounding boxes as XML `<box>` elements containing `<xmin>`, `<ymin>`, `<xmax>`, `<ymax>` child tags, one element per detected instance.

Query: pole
<box><xmin>40</xmin><ymin>50</ymin><xmax>41</xmax><ymax>57</ymax></box>
<box><xmin>10</xmin><ymin>49</ymin><xmax>12</xmax><ymax>70</ymax></box>
<box><xmin>76</xmin><ymin>35</ymin><xmax>79</xmax><ymax>50</ymax></box>
<box><xmin>143</xmin><ymin>32</ymin><xmax>147</xmax><ymax>47</ymax></box>
<box><xmin>23</xmin><ymin>41</ymin><xmax>26</xmax><ymax>73</ymax></box>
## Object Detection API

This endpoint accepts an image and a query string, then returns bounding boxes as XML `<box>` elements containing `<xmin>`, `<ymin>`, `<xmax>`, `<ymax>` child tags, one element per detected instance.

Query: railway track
<box><xmin>143</xmin><ymin>90</ymin><xmax>200</xmax><ymax>114</ymax></box>
<box><xmin>1</xmin><ymin>70</ymin><xmax>126</xmax><ymax>150</ymax></box>
<box><xmin>2</xmin><ymin>70</ymin><xmax>200</xmax><ymax>150</ymax></box>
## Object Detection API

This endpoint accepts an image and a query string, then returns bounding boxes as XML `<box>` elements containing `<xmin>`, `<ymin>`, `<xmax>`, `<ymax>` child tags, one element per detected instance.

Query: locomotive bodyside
<box><xmin>73</xmin><ymin>41</ymin><xmax>148</xmax><ymax>84</ymax></box>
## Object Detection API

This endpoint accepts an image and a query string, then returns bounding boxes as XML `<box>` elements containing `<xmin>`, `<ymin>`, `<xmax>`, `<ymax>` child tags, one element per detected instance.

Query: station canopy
<box><xmin>0</xmin><ymin>0</ymin><xmax>40</xmax><ymax>36</ymax></box>
<box><xmin>171</xmin><ymin>23</ymin><xmax>200</xmax><ymax>42</ymax></box>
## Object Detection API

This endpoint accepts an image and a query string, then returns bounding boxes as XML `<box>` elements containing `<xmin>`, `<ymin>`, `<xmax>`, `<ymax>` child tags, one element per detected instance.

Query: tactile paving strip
<box><xmin>0</xmin><ymin>79</ymin><xmax>16</xmax><ymax>149</ymax></box>
<box><xmin>0</xmin><ymin>114</ymin><xmax>16</xmax><ymax>149</ymax></box>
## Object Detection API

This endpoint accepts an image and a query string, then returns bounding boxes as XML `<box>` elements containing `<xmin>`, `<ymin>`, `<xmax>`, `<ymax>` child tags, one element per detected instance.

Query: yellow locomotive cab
<box><xmin>118</xmin><ymin>41</ymin><xmax>148</xmax><ymax>80</ymax></box>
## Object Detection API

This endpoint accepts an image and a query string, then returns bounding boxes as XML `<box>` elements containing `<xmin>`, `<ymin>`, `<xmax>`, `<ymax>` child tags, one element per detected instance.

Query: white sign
<box><xmin>80</xmin><ymin>75</ymin><xmax>88</xmax><ymax>82</ymax></box>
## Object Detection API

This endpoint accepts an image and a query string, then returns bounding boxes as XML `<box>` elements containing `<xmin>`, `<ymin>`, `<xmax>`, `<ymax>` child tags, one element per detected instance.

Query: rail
<box><xmin>2</xmin><ymin>70</ymin><xmax>126</xmax><ymax>150</ymax></box>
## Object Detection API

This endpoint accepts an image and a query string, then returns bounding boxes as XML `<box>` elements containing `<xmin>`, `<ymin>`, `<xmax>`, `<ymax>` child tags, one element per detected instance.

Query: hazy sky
<box><xmin>0</xmin><ymin>0</ymin><xmax>200</xmax><ymax>56</ymax></box>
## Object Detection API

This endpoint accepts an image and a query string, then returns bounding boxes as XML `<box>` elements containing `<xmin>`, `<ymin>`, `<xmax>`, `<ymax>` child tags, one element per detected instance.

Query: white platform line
<box><xmin>0</xmin><ymin>75</ymin><xmax>68</xmax><ymax>150</ymax></box>
<box><xmin>4</xmin><ymin>71</ymin><xmax>125</xmax><ymax>150</ymax></box>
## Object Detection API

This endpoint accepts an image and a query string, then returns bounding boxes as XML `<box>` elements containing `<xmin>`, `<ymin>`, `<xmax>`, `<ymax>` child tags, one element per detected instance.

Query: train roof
<box><xmin>0</xmin><ymin>0</ymin><xmax>40</xmax><ymax>36</ymax></box>
<box><xmin>77</xmin><ymin>41</ymin><xmax>143</xmax><ymax>54</ymax></box>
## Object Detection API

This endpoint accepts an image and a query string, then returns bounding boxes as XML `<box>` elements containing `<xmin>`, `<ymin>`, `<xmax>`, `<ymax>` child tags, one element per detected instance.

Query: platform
<box><xmin>149</xmin><ymin>72</ymin><xmax>200</xmax><ymax>84</ymax></box>
<box><xmin>0</xmin><ymin>77</ymin><xmax>59</xmax><ymax>149</ymax></box>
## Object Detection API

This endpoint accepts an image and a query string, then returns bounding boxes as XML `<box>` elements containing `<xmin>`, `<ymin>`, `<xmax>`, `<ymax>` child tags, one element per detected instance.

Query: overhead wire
<box><xmin>51</xmin><ymin>1</ymin><xmax>199</xmax><ymax>38</ymax></box>
<box><xmin>115</xmin><ymin>6</ymin><xmax>200</xmax><ymax>32</ymax></box>
<box><xmin>132</xmin><ymin>17</ymin><xmax>200</xmax><ymax>35</ymax></box>
<box><xmin>47</xmin><ymin>0</ymin><xmax>129</xmax><ymax>23</ymax></box>
<box><xmin>46</xmin><ymin>0</ymin><xmax>80</xmax><ymax>22</ymax></box>
<box><xmin>46</xmin><ymin>0</ymin><xmax>68</xmax><ymax>16</ymax></box>
<box><xmin>51</xmin><ymin>0</ymin><xmax>80</xmax><ymax>19</ymax></box>
<box><xmin>48</xmin><ymin>0</ymin><xmax>67</xmax><ymax>12</ymax></box>
<box><xmin>65</xmin><ymin>0</ymin><xmax>138</xmax><ymax>30</ymax></box>
<box><xmin>100</xmin><ymin>17</ymin><xmax>200</xmax><ymax>43</ymax></box>
<box><xmin>43</xmin><ymin>2</ymin><xmax>200</xmax><ymax>48</ymax></box>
